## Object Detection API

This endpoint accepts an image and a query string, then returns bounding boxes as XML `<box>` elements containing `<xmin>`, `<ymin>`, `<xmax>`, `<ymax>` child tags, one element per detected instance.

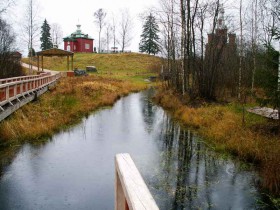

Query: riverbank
<box><xmin>0</xmin><ymin>75</ymin><xmax>146</xmax><ymax>147</ymax></box>
<box><xmin>154</xmin><ymin>88</ymin><xmax>280</xmax><ymax>198</ymax></box>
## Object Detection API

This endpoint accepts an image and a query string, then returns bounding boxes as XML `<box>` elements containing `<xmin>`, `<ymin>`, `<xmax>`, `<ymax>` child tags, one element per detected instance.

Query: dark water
<box><xmin>0</xmin><ymin>90</ymin><xmax>268</xmax><ymax>209</ymax></box>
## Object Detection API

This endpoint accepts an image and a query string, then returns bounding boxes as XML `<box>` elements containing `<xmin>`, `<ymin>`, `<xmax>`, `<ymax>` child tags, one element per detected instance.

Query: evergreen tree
<box><xmin>28</xmin><ymin>48</ymin><xmax>36</xmax><ymax>57</ymax></box>
<box><xmin>139</xmin><ymin>14</ymin><xmax>160</xmax><ymax>55</ymax></box>
<box><xmin>40</xmin><ymin>19</ymin><xmax>52</xmax><ymax>50</ymax></box>
<box><xmin>255</xmin><ymin>46</ymin><xmax>280</xmax><ymax>116</ymax></box>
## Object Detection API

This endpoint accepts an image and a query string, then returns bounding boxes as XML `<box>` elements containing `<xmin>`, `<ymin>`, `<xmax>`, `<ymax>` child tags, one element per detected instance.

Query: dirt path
<box><xmin>21</xmin><ymin>63</ymin><xmax>59</xmax><ymax>75</ymax></box>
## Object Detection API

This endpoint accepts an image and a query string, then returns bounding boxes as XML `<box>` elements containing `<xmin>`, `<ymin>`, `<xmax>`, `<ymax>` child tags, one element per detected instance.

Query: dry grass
<box><xmin>154</xmin><ymin>88</ymin><xmax>280</xmax><ymax>196</ymax></box>
<box><xmin>0</xmin><ymin>76</ymin><xmax>146</xmax><ymax>146</ymax></box>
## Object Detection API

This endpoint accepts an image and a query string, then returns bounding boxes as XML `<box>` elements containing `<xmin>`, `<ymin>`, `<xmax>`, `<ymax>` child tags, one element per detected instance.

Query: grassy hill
<box><xmin>24</xmin><ymin>52</ymin><xmax>161</xmax><ymax>73</ymax></box>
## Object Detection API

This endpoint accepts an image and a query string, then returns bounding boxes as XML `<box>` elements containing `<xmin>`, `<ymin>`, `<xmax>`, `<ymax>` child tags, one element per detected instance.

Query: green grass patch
<box><xmin>23</xmin><ymin>52</ymin><xmax>161</xmax><ymax>74</ymax></box>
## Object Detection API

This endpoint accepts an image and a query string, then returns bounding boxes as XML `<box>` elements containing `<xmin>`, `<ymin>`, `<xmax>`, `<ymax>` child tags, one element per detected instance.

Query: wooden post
<box><xmin>6</xmin><ymin>86</ymin><xmax>9</xmax><ymax>100</ymax></box>
<box><xmin>37</xmin><ymin>55</ymin><xmax>39</xmax><ymax>72</ymax></box>
<box><xmin>67</xmin><ymin>56</ymin><xmax>69</xmax><ymax>71</ymax></box>
<box><xmin>41</xmin><ymin>56</ymin><xmax>44</xmax><ymax>72</ymax></box>
<box><xmin>115</xmin><ymin>153</ymin><xmax>159</xmax><ymax>210</ymax></box>
<box><xmin>71</xmin><ymin>55</ymin><xmax>74</xmax><ymax>70</ymax></box>
<box><xmin>115</xmin><ymin>170</ymin><xmax>128</xmax><ymax>210</ymax></box>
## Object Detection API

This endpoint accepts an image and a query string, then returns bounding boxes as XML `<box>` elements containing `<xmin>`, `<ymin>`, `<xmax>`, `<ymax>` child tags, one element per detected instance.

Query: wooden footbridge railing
<box><xmin>0</xmin><ymin>72</ymin><xmax>61</xmax><ymax>121</ymax></box>
<box><xmin>115</xmin><ymin>153</ymin><xmax>159</xmax><ymax>210</ymax></box>
<box><xmin>0</xmin><ymin>73</ymin><xmax>50</xmax><ymax>84</ymax></box>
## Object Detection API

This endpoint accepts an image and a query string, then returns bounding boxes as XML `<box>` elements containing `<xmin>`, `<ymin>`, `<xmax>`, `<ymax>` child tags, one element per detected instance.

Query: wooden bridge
<box><xmin>0</xmin><ymin>72</ymin><xmax>61</xmax><ymax>121</ymax></box>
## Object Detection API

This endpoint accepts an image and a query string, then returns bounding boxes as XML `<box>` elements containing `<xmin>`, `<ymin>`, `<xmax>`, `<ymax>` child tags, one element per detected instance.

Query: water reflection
<box><xmin>141</xmin><ymin>88</ymin><xmax>157</xmax><ymax>133</ymax></box>
<box><xmin>151</xmin><ymin>115</ymin><xmax>262</xmax><ymax>210</ymax></box>
<box><xmin>0</xmin><ymin>90</ymin><xmax>267</xmax><ymax>210</ymax></box>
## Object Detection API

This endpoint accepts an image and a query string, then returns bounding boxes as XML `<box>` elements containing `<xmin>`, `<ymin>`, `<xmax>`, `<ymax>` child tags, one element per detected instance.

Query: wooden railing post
<box><xmin>115</xmin><ymin>169</ymin><xmax>129</xmax><ymax>210</ymax></box>
<box><xmin>13</xmin><ymin>85</ymin><xmax>16</xmax><ymax>97</ymax></box>
<box><xmin>20</xmin><ymin>82</ymin><xmax>23</xmax><ymax>95</ymax></box>
<box><xmin>6</xmin><ymin>86</ymin><xmax>9</xmax><ymax>100</ymax></box>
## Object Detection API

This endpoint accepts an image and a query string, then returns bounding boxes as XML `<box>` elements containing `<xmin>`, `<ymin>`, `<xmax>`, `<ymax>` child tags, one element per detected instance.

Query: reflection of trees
<box><xmin>141</xmin><ymin>89</ymin><xmax>156</xmax><ymax>132</ymax></box>
<box><xmin>0</xmin><ymin>147</ymin><xmax>21</xmax><ymax>176</ymax></box>
<box><xmin>156</xmin><ymin>118</ymin><xmax>215</xmax><ymax>209</ymax></box>
<box><xmin>173</xmin><ymin>129</ymin><xmax>192</xmax><ymax>210</ymax></box>
<box><xmin>154</xmin><ymin>114</ymin><xmax>260</xmax><ymax>210</ymax></box>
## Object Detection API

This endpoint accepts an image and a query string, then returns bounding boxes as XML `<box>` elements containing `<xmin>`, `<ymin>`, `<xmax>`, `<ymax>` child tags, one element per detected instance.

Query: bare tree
<box><xmin>202</xmin><ymin>1</ymin><xmax>222</xmax><ymax>100</ymax></box>
<box><xmin>111</xmin><ymin>14</ymin><xmax>117</xmax><ymax>52</ymax></box>
<box><xmin>0</xmin><ymin>0</ymin><xmax>14</xmax><ymax>15</ymax></box>
<box><xmin>104</xmin><ymin>24</ymin><xmax>112</xmax><ymax>52</ymax></box>
<box><xmin>251</xmin><ymin>0</ymin><xmax>258</xmax><ymax>93</ymax></box>
<box><xmin>157</xmin><ymin>0</ymin><xmax>178</xmax><ymax>89</ymax></box>
<box><xmin>100</xmin><ymin>37</ymin><xmax>106</xmax><ymax>52</ymax></box>
<box><xmin>51</xmin><ymin>23</ymin><xmax>63</xmax><ymax>47</ymax></box>
<box><xmin>238</xmin><ymin>0</ymin><xmax>244</xmax><ymax>100</ymax></box>
<box><xmin>0</xmin><ymin>18</ymin><xmax>23</xmax><ymax>78</ymax></box>
<box><xmin>94</xmin><ymin>8</ymin><xmax>106</xmax><ymax>53</ymax></box>
<box><xmin>118</xmin><ymin>9</ymin><xmax>133</xmax><ymax>52</ymax></box>
<box><xmin>197</xmin><ymin>1</ymin><xmax>208</xmax><ymax>97</ymax></box>
<box><xmin>180</xmin><ymin>0</ymin><xmax>187</xmax><ymax>94</ymax></box>
<box><xmin>253</xmin><ymin>0</ymin><xmax>258</xmax><ymax>91</ymax></box>
<box><xmin>157</xmin><ymin>0</ymin><xmax>276</xmax><ymax>102</ymax></box>
<box><xmin>259</xmin><ymin>0</ymin><xmax>277</xmax><ymax>47</ymax></box>
<box><xmin>21</xmin><ymin>0</ymin><xmax>40</xmax><ymax>73</ymax></box>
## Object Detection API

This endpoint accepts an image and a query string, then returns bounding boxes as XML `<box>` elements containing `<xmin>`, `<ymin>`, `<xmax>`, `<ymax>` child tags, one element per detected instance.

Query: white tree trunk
<box><xmin>238</xmin><ymin>0</ymin><xmax>243</xmax><ymax>100</ymax></box>
<box><xmin>278</xmin><ymin>41</ymin><xmax>280</xmax><ymax>92</ymax></box>
<box><xmin>251</xmin><ymin>0</ymin><xmax>258</xmax><ymax>93</ymax></box>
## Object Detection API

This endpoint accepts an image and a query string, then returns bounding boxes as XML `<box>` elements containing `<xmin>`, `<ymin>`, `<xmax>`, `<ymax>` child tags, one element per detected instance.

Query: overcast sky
<box><xmin>6</xmin><ymin>0</ymin><xmax>277</xmax><ymax>54</ymax></box>
<box><xmin>10</xmin><ymin>0</ymin><xmax>159</xmax><ymax>54</ymax></box>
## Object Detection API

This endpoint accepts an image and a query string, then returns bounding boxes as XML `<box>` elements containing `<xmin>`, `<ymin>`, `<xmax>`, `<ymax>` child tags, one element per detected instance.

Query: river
<box><xmin>0</xmin><ymin>90</ymin><xmax>269</xmax><ymax>209</ymax></box>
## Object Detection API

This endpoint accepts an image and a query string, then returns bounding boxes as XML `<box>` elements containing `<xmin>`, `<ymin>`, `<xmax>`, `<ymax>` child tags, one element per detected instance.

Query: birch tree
<box><xmin>180</xmin><ymin>0</ymin><xmax>187</xmax><ymax>94</ymax></box>
<box><xmin>251</xmin><ymin>0</ymin><xmax>258</xmax><ymax>93</ymax></box>
<box><xmin>111</xmin><ymin>14</ymin><xmax>117</xmax><ymax>52</ymax></box>
<box><xmin>51</xmin><ymin>23</ymin><xmax>63</xmax><ymax>47</ymax></box>
<box><xmin>94</xmin><ymin>8</ymin><xmax>106</xmax><ymax>53</ymax></box>
<box><xmin>104</xmin><ymin>24</ymin><xmax>111</xmax><ymax>52</ymax></box>
<box><xmin>238</xmin><ymin>0</ymin><xmax>243</xmax><ymax>100</ymax></box>
<box><xmin>22</xmin><ymin>0</ymin><xmax>40</xmax><ymax>73</ymax></box>
<box><xmin>118</xmin><ymin>9</ymin><xmax>133</xmax><ymax>52</ymax></box>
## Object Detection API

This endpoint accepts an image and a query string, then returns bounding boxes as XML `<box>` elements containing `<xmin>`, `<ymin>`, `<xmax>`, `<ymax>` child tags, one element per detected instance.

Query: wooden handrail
<box><xmin>115</xmin><ymin>153</ymin><xmax>159</xmax><ymax>210</ymax></box>
<box><xmin>0</xmin><ymin>73</ymin><xmax>51</xmax><ymax>84</ymax></box>
<box><xmin>0</xmin><ymin>73</ymin><xmax>61</xmax><ymax>107</ymax></box>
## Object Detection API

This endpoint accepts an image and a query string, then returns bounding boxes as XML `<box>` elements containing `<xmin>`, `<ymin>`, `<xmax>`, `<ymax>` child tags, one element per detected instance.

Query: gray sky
<box><xmin>7</xmin><ymin>0</ymin><xmax>278</xmax><ymax>54</ymax></box>
<box><xmin>12</xmin><ymin>0</ymin><xmax>159</xmax><ymax>54</ymax></box>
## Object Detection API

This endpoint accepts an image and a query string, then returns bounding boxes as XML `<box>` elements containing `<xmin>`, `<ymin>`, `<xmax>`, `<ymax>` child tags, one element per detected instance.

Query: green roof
<box><xmin>63</xmin><ymin>24</ymin><xmax>94</xmax><ymax>41</ymax></box>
